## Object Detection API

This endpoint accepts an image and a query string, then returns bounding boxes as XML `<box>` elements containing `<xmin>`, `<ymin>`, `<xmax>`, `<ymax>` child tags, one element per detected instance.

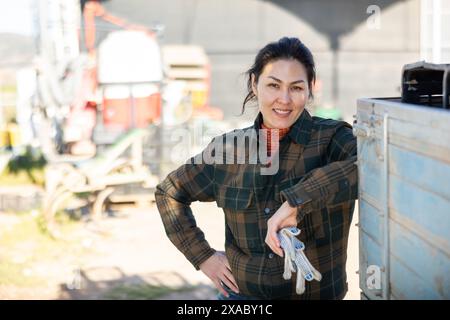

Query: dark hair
<box><xmin>241</xmin><ymin>37</ymin><xmax>316</xmax><ymax>114</ymax></box>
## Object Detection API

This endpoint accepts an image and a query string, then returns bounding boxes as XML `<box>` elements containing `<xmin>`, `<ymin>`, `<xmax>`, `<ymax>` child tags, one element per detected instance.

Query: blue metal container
<box><xmin>354</xmin><ymin>97</ymin><xmax>450</xmax><ymax>299</ymax></box>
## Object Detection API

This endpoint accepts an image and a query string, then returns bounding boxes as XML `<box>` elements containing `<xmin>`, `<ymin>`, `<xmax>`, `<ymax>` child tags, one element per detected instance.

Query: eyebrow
<box><xmin>268</xmin><ymin>76</ymin><xmax>305</xmax><ymax>85</ymax></box>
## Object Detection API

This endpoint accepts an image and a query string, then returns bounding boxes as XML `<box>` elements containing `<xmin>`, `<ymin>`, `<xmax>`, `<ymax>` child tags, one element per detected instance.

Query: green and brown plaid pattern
<box><xmin>155</xmin><ymin>109</ymin><xmax>357</xmax><ymax>299</ymax></box>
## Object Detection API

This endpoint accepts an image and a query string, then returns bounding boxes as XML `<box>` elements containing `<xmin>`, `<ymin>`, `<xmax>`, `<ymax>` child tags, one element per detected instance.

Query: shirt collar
<box><xmin>253</xmin><ymin>109</ymin><xmax>313</xmax><ymax>146</ymax></box>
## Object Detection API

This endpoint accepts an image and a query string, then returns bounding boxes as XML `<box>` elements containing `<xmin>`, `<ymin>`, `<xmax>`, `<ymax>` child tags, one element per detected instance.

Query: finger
<box><xmin>265</xmin><ymin>231</ymin><xmax>280</xmax><ymax>257</ymax></box>
<box><xmin>267</xmin><ymin>220</ymin><xmax>281</xmax><ymax>247</ymax></box>
<box><xmin>270</xmin><ymin>231</ymin><xmax>280</xmax><ymax>249</ymax></box>
<box><xmin>223</xmin><ymin>269</ymin><xmax>239</xmax><ymax>293</ymax></box>
<box><xmin>265</xmin><ymin>233</ymin><xmax>275</xmax><ymax>253</ymax></box>
<box><xmin>267</xmin><ymin>238</ymin><xmax>283</xmax><ymax>258</ymax></box>
<box><xmin>214</xmin><ymin>280</ymin><xmax>229</xmax><ymax>298</ymax></box>
<box><xmin>223</xmin><ymin>257</ymin><xmax>231</xmax><ymax>271</ymax></box>
<box><xmin>221</xmin><ymin>275</ymin><xmax>239</xmax><ymax>295</ymax></box>
<box><xmin>269</xmin><ymin>229</ymin><xmax>283</xmax><ymax>257</ymax></box>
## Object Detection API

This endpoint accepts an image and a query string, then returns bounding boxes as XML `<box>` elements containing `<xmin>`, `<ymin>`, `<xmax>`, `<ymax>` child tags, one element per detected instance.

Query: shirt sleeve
<box><xmin>280</xmin><ymin>123</ymin><xmax>358</xmax><ymax>222</ymax></box>
<box><xmin>154</xmin><ymin>140</ymin><xmax>217</xmax><ymax>270</ymax></box>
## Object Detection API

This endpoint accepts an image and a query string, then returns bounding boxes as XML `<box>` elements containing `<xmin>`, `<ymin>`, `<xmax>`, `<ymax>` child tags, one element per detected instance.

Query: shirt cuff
<box><xmin>191</xmin><ymin>247</ymin><xmax>217</xmax><ymax>271</ymax></box>
<box><xmin>280</xmin><ymin>187</ymin><xmax>313</xmax><ymax>222</ymax></box>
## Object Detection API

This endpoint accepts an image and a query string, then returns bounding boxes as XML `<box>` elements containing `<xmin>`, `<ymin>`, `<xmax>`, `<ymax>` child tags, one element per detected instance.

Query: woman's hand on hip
<box><xmin>265</xmin><ymin>201</ymin><xmax>299</xmax><ymax>257</ymax></box>
<box><xmin>199</xmin><ymin>251</ymin><xmax>239</xmax><ymax>297</ymax></box>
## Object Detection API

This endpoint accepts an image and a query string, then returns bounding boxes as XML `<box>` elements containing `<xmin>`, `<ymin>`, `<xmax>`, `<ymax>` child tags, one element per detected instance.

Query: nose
<box><xmin>277</xmin><ymin>89</ymin><xmax>291</xmax><ymax>104</ymax></box>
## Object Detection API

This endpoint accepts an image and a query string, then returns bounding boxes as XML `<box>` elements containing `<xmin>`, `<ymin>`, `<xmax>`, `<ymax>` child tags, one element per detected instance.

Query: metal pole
<box><xmin>443</xmin><ymin>69</ymin><xmax>449</xmax><ymax>109</ymax></box>
<box><xmin>382</xmin><ymin>111</ymin><xmax>390</xmax><ymax>300</ymax></box>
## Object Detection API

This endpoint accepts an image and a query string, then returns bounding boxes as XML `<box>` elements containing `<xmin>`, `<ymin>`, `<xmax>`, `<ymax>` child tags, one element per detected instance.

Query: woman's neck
<box><xmin>261</xmin><ymin>122</ymin><xmax>291</xmax><ymax>141</ymax></box>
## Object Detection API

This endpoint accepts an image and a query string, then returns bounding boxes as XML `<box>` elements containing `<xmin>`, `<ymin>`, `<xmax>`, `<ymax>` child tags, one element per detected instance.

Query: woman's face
<box><xmin>252</xmin><ymin>59</ymin><xmax>310</xmax><ymax>129</ymax></box>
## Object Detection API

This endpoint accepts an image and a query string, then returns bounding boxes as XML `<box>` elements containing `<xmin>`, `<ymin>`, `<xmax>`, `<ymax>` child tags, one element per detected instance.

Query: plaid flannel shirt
<box><xmin>155</xmin><ymin>109</ymin><xmax>358</xmax><ymax>300</ymax></box>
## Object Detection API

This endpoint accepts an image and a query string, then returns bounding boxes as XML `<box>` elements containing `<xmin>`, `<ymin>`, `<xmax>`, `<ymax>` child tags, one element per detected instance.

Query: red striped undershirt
<box><xmin>260</xmin><ymin>123</ymin><xmax>291</xmax><ymax>157</ymax></box>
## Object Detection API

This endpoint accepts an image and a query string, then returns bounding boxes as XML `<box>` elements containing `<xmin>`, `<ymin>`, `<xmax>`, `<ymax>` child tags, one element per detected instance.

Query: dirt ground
<box><xmin>0</xmin><ymin>200</ymin><xmax>360</xmax><ymax>300</ymax></box>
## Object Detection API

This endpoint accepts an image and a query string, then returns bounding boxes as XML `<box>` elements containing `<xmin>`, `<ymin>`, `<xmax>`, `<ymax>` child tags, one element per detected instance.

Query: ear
<box><xmin>251</xmin><ymin>74</ymin><xmax>258</xmax><ymax>96</ymax></box>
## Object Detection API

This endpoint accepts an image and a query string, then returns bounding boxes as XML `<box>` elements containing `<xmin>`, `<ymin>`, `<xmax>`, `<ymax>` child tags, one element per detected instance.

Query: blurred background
<box><xmin>0</xmin><ymin>0</ymin><xmax>448</xmax><ymax>300</ymax></box>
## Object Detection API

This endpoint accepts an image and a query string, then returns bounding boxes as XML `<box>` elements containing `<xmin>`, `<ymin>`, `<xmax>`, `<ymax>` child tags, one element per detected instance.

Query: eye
<box><xmin>268</xmin><ymin>83</ymin><xmax>279</xmax><ymax>89</ymax></box>
<box><xmin>291</xmin><ymin>86</ymin><xmax>303</xmax><ymax>91</ymax></box>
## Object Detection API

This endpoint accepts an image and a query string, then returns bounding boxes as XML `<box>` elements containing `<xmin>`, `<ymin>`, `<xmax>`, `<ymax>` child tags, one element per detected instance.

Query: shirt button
<box><xmin>268</xmin><ymin>253</ymin><xmax>274</xmax><ymax>259</ymax></box>
<box><xmin>264</xmin><ymin>208</ymin><xmax>270</xmax><ymax>214</ymax></box>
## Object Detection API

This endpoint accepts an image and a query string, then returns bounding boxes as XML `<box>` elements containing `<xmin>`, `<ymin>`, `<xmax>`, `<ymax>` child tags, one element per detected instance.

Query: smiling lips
<box><xmin>273</xmin><ymin>108</ymin><xmax>292</xmax><ymax>118</ymax></box>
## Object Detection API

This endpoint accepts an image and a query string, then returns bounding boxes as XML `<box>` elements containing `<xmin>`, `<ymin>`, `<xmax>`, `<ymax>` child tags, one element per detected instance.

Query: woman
<box><xmin>155</xmin><ymin>37</ymin><xmax>357</xmax><ymax>300</ymax></box>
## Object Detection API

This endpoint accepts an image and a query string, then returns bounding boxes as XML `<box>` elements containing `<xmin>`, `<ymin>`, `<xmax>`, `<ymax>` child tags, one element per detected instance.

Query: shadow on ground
<box><xmin>58</xmin><ymin>267</ymin><xmax>217</xmax><ymax>300</ymax></box>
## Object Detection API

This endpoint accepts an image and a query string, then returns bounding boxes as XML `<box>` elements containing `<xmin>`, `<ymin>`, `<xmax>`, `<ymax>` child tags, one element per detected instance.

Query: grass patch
<box><xmin>103</xmin><ymin>283</ymin><xmax>192</xmax><ymax>300</ymax></box>
<box><xmin>0</xmin><ymin>146</ymin><xmax>47</xmax><ymax>186</ymax></box>
<box><xmin>0</xmin><ymin>261</ymin><xmax>46</xmax><ymax>287</ymax></box>
<box><xmin>0</xmin><ymin>85</ymin><xmax>16</xmax><ymax>94</ymax></box>
<box><xmin>0</xmin><ymin>168</ymin><xmax>45</xmax><ymax>186</ymax></box>
<box><xmin>0</xmin><ymin>211</ymin><xmax>88</xmax><ymax>287</ymax></box>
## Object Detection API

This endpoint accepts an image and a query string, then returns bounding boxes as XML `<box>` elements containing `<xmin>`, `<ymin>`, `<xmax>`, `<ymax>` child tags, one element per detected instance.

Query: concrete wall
<box><xmin>101</xmin><ymin>0</ymin><xmax>421</xmax><ymax>123</ymax></box>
